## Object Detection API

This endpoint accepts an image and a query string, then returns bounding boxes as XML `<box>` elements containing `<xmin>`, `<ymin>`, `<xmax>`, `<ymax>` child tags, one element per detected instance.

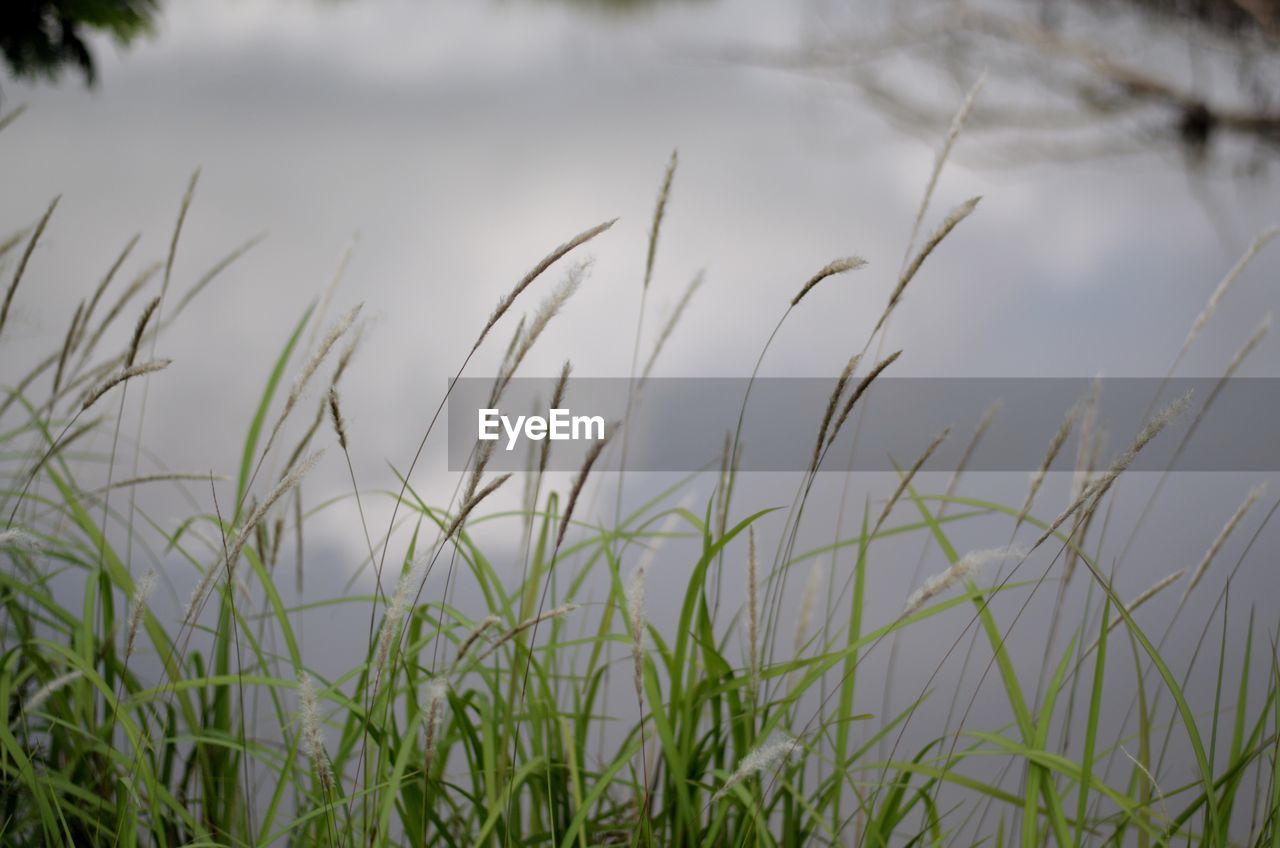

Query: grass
<box><xmin>2</xmin><ymin>99</ymin><xmax>1280</xmax><ymax>847</ymax></box>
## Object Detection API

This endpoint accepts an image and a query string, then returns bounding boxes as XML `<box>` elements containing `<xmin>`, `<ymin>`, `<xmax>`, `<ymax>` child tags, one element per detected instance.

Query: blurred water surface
<box><xmin>2</xmin><ymin>2</ymin><xmax>1279</xmax><ymax>827</ymax></box>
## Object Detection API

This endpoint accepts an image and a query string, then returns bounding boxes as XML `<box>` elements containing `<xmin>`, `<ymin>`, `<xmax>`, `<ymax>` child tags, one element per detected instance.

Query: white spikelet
<box><xmin>283</xmin><ymin>304</ymin><xmax>362</xmax><ymax>425</ymax></box>
<box><xmin>422</xmin><ymin>677</ymin><xmax>450</xmax><ymax>775</ymax></box>
<box><xmin>475</xmin><ymin>604</ymin><xmax>579</xmax><ymax>664</ymax></box>
<box><xmin>1182</xmin><ymin>225</ymin><xmax>1280</xmax><ymax>353</ymax></box>
<box><xmin>80</xmin><ymin>359</ymin><xmax>172</xmax><ymax>411</ymax></box>
<box><xmin>1183</xmin><ymin>482</ymin><xmax>1268</xmax><ymax>601</ymax></box>
<box><xmin>1042</xmin><ymin>392</ymin><xmax>1190</xmax><ymax>545</ymax></box>
<box><xmin>1225</xmin><ymin>313</ymin><xmax>1272</xmax><ymax>376</ymax></box>
<box><xmin>623</xmin><ymin>505</ymin><xmax>683</xmax><ymax>697</ymax></box>
<box><xmin>904</xmin><ymin>545</ymin><xmax>1028</xmax><ymax>616</ymax></box>
<box><xmin>1128</xmin><ymin>569</ymin><xmax>1186</xmax><ymax>614</ymax></box>
<box><xmin>746</xmin><ymin>526</ymin><xmax>759</xmax><ymax>688</ymax></box>
<box><xmin>297</xmin><ymin>672</ymin><xmax>333</xmax><ymax>792</ymax></box>
<box><xmin>905</xmin><ymin>72</ymin><xmax>986</xmax><ymax>258</ymax></box>
<box><xmin>376</xmin><ymin>558</ymin><xmax>425</xmax><ymax>675</ymax></box>
<box><xmin>1069</xmin><ymin>376</ymin><xmax>1101</xmax><ymax>504</ymax></box>
<box><xmin>0</xmin><ymin>528</ymin><xmax>41</xmax><ymax>550</ymax></box>
<box><xmin>794</xmin><ymin>562</ymin><xmax>823</xmax><ymax>656</ymax></box>
<box><xmin>627</xmin><ymin>559</ymin><xmax>650</xmax><ymax>706</ymax></box>
<box><xmin>1019</xmin><ymin>401</ymin><xmax>1072</xmax><ymax>525</ymax></box>
<box><xmin>186</xmin><ymin>451</ymin><xmax>324</xmax><ymax>623</ymax></box>
<box><xmin>228</xmin><ymin>451</ymin><xmax>324</xmax><ymax>574</ymax></box>
<box><xmin>1090</xmin><ymin>569</ymin><xmax>1187</xmax><ymax>653</ymax></box>
<box><xmin>21</xmin><ymin>670</ymin><xmax>83</xmax><ymax>717</ymax></box>
<box><xmin>125</xmin><ymin>570</ymin><xmax>157</xmax><ymax>657</ymax></box>
<box><xmin>21</xmin><ymin>676</ymin><xmax>82</xmax><ymax>722</ymax></box>
<box><xmin>452</xmin><ymin>614</ymin><xmax>501</xmax><ymax>671</ymax></box>
<box><xmin>626</xmin><ymin>561</ymin><xmax>648</xmax><ymax>646</ymax></box>
<box><xmin>512</xmin><ymin>262</ymin><xmax>588</xmax><ymax>369</ymax></box>
<box><xmin>712</xmin><ymin>733</ymin><xmax>798</xmax><ymax>802</ymax></box>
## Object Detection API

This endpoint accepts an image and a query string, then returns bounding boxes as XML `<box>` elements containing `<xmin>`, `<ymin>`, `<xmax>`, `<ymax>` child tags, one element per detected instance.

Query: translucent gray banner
<box><xmin>446</xmin><ymin>378</ymin><xmax>1278</xmax><ymax>472</ymax></box>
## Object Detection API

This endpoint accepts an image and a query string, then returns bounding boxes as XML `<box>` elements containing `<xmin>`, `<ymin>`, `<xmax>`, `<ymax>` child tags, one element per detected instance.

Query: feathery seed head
<box><xmin>327</xmin><ymin>387</ymin><xmax>348</xmax><ymax>450</ymax></box>
<box><xmin>22</xmin><ymin>670</ymin><xmax>82</xmax><ymax>717</ymax></box>
<box><xmin>712</xmin><ymin>733</ymin><xmax>798</xmax><ymax>802</ymax></box>
<box><xmin>1183</xmin><ymin>481</ymin><xmax>1268</xmax><ymax>601</ymax></box>
<box><xmin>746</xmin><ymin>526</ymin><xmax>759</xmax><ymax>680</ymax></box>
<box><xmin>556</xmin><ymin>426</ymin><xmax>614</xmax><ymax>549</ymax></box>
<box><xmin>828</xmin><ymin>350</ymin><xmax>902</xmax><ymax>453</ymax></box>
<box><xmin>644</xmin><ymin>150</ymin><xmax>679</xmax><ymax>291</ymax></box>
<box><xmin>453</xmin><ymin>615</ymin><xmax>501</xmax><ymax>670</ymax></box>
<box><xmin>904</xmin><ymin>544</ymin><xmax>1028</xmax><ymax>616</ymax></box>
<box><xmin>81</xmin><ymin>359</ymin><xmax>172</xmax><ymax>411</ymax></box>
<box><xmin>791</xmin><ymin>256</ymin><xmax>866</xmax><ymax>307</ymax></box>
<box><xmin>0</xmin><ymin>195</ymin><xmax>60</xmax><ymax>342</ymax></box>
<box><xmin>626</xmin><ymin>562</ymin><xmax>649</xmax><ymax>642</ymax></box>
<box><xmin>297</xmin><ymin>672</ymin><xmax>334</xmax><ymax>791</ymax></box>
<box><xmin>641</xmin><ymin>269</ymin><xmax>704</xmax><ymax>382</ymax></box>
<box><xmin>1183</xmin><ymin>225</ymin><xmax>1280</xmax><ymax>352</ymax></box>
<box><xmin>873</xmin><ymin>426</ymin><xmax>950</xmax><ymax>536</ymax></box>
<box><xmin>1020</xmin><ymin>403</ymin><xmax>1078</xmax><ymax>525</ymax></box>
<box><xmin>476</xmin><ymin>218</ymin><xmax>616</xmax><ymax>350</ymax></box>
<box><xmin>126</xmin><ymin>571</ymin><xmax>158</xmax><ymax>657</ymax></box>
<box><xmin>422</xmin><ymin>677</ymin><xmax>450</xmax><ymax>777</ymax></box>
<box><xmin>126</xmin><ymin>296</ymin><xmax>161</xmax><ymax>367</ymax></box>
<box><xmin>876</xmin><ymin>197</ymin><xmax>980</xmax><ymax>334</ymax></box>
<box><xmin>275</xmin><ymin>304</ymin><xmax>361</xmax><ymax>444</ymax></box>
<box><xmin>0</xmin><ymin>528</ymin><xmax>41</xmax><ymax>550</ymax></box>
<box><xmin>1042</xmin><ymin>391</ymin><xmax>1190</xmax><ymax>546</ymax></box>
<box><xmin>794</xmin><ymin>562</ymin><xmax>823</xmax><ymax>655</ymax></box>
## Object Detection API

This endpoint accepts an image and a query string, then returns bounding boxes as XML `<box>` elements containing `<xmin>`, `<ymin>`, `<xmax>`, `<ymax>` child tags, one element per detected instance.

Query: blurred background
<box><xmin>3</xmin><ymin>0</ymin><xmax>1279</xmax><ymax>828</ymax></box>
<box><xmin>3</xmin><ymin>0</ymin><xmax>1277</xmax><ymax>577</ymax></box>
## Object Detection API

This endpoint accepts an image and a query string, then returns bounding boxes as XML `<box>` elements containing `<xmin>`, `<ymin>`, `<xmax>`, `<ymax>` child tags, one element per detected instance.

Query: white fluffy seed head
<box><xmin>425</xmin><ymin>677</ymin><xmax>449</xmax><ymax>710</ymax></box>
<box><xmin>1069</xmin><ymin>377</ymin><xmax>1101</xmax><ymax>505</ymax></box>
<box><xmin>1020</xmin><ymin>402</ymin><xmax>1079</xmax><ymax>524</ymax></box>
<box><xmin>453</xmin><ymin>614</ymin><xmax>501</xmax><ymax>670</ymax></box>
<box><xmin>22</xmin><ymin>670</ymin><xmax>83</xmax><ymax>716</ymax></box>
<box><xmin>1128</xmin><ymin>569</ymin><xmax>1186</xmax><ymax>613</ymax></box>
<box><xmin>297</xmin><ymin>672</ymin><xmax>333</xmax><ymax>792</ymax></box>
<box><xmin>184</xmin><ymin>451</ymin><xmax>323</xmax><ymax>625</ymax></box>
<box><xmin>622</xmin><ymin>505</ymin><xmax>683</xmax><ymax>650</ymax></box>
<box><xmin>1091</xmin><ymin>569</ymin><xmax>1188</xmax><ymax>653</ymax></box>
<box><xmin>1225</xmin><ymin>312</ymin><xmax>1272</xmax><ymax>376</ymax></box>
<box><xmin>794</xmin><ymin>562</ymin><xmax>823</xmax><ymax>655</ymax></box>
<box><xmin>475</xmin><ymin>603</ymin><xmax>580</xmax><ymax>665</ymax></box>
<box><xmin>1044</xmin><ymin>392</ymin><xmax>1189</xmax><ymax>545</ymax></box>
<box><xmin>626</xmin><ymin>560</ymin><xmax>651</xmax><ymax>709</ymax></box>
<box><xmin>287</xmin><ymin>304</ymin><xmax>361</xmax><ymax>416</ymax></box>
<box><xmin>422</xmin><ymin>677</ymin><xmax>450</xmax><ymax>769</ymax></box>
<box><xmin>376</xmin><ymin>567</ymin><xmax>417</xmax><ymax>675</ymax></box>
<box><xmin>0</xmin><ymin>528</ymin><xmax>41</xmax><ymax>550</ymax></box>
<box><xmin>298</xmin><ymin>673</ymin><xmax>322</xmax><ymax>751</ymax></box>
<box><xmin>904</xmin><ymin>544</ymin><xmax>1028</xmax><ymax>616</ymax></box>
<box><xmin>1183</xmin><ymin>481</ymin><xmax>1268</xmax><ymax>601</ymax></box>
<box><xmin>125</xmin><ymin>570</ymin><xmax>157</xmax><ymax>657</ymax></box>
<box><xmin>905</xmin><ymin>72</ymin><xmax>986</xmax><ymax>260</ymax></box>
<box><xmin>226</xmin><ymin>450</ymin><xmax>323</xmax><ymax>582</ymax></box>
<box><xmin>641</xmin><ymin>270</ymin><xmax>704</xmax><ymax>382</ymax></box>
<box><xmin>1183</xmin><ymin>225</ymin><xmax>1280</xmax><ymax>352</ymax></box>
<box><xmin>80</xmin><ymin>359</ymin><xmax>172</xmax><ymax>411</ymax></box>
<box><xmin>625</xmin><ymin>508</ymin><xmax>686</xmax><ymax>707</ymax></box>
<box><xmin>712</xmin><ymin>733</ymin><xmax>798</xmax><ymax>802</ymax></box>
<box><xmin>790</xmin><ymin>256</ymin><xmax>867</xmax><ymax>307</ymax></box>
<box><xmin>626</xmin><ymin>562</ymin><xmax>648</xmax><ymax>643</ymax></box>
<box><xmin>746</xmin><ymin>526</ymin><xmax>759</xmax><ymax>681</ymax></box>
